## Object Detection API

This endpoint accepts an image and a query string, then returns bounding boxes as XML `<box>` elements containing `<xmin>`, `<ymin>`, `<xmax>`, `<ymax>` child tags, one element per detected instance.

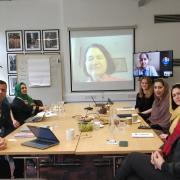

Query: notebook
<box><xmin>22</xmin><ymin>125</ymin><xmax>60</xmax><ymax>149</ymax></box>
<box><xmin>25</xmin><ymin>111</ymin><xmax>46</xmax><ymax>123</ymax></box>
<box><xmin>117</xmin><ymin>114</ymin><xmax>132</xmax><ymax>118</ymax></box>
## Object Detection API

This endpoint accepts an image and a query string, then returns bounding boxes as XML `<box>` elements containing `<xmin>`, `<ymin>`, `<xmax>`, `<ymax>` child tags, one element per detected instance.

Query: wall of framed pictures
<box><xmin>16</xmin><ymin>54</ymin><xmax>62</xmax><ymax>104</ymax></box>
<box><xmin>6</xmin><ymin>29</ymin><xmax>60</xmax><ymax>53</ymax></box>
<box><xmin>5</xmin><ymin>29</ymin><xmax>60</xmax><ymax>96</ymax></box>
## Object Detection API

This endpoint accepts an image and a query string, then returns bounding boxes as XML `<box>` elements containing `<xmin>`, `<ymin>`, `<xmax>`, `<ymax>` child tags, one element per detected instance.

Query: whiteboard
<box><xmin>16</xmin><ymin>54</ymin><xmax>62</xmax><ymax>105</ymax></box>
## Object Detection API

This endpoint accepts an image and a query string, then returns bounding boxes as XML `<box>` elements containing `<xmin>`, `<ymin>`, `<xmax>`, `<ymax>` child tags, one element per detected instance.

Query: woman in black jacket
<box><xmin>135</xmin><ymin>77</ymin><xmax>154</xmax><ymax>121</ymax></box>
<box><xmin>114</xmin><ymin>121</ymin><xmax>180</xmax><ymax>180</ymax></box>
<box><xmin>11</xmin><ymin>82</ymin><xmax>45</xmax><ymax>178</ymax></box>
<box><xmin>11</xmin><ymin>82</ymin><xmax>45</xmax><ymax>125</ymax></box>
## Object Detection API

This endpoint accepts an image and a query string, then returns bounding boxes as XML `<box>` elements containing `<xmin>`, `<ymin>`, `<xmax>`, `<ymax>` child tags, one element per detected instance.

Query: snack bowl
<box><xmin>79</xmin><ymin>122</ymin><xmax>93</xmax><ymax>132</ymax></box>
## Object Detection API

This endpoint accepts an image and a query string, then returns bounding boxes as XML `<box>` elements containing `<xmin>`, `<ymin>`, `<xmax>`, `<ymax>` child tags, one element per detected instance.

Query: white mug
<box><xmin>66</xmin><ymin>128</ymin><xmax>75</xmax><ymax>141</ymax></box>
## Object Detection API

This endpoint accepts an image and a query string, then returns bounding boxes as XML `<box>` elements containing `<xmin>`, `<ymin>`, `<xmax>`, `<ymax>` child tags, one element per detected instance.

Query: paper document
<box><xmin>45</xmin><ymin>111</ymin><xmax>57</xmax><ymax>117</ymax></box>
<box><xmin>106</xmin><ymin>139</ymin><xmax>118</xmax><ymax>145</ymax></box>
<box><xmin>131</xmin><ymin>132</ymin><xmax>154</xmax><ymax>138</ymax></box>
<box><xmin>14</xmin><ymin>132</ymin><xmax>34</xmax><ymax>138</ymax></box>
<box><xmin>28</xmin><ymin>58</ymin><xmax>51</xmax><ymax>87</ymax></box>
<box><xmin>36</xmin><ymin>111</ymin><xmax>45</xmax><ymax>117</ymax></box>
<box><xmin>20</xmin><ymin>126</ymin><xmax>31</xmax><ymax>132</ymax></box>
<box><xmin>117</xmin><ymin>107</ymin><xmax>135</xmax><ymax>111</ymax></box>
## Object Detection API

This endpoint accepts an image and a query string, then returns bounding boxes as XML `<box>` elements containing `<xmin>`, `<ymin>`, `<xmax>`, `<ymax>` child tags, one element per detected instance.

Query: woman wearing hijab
<box><xmin>11</xmin><ymin>82</ymin><xmax>45</xmax><ymax>178</ymax></box>
<box><xmin>148</xmin><ymin>78</ymin><xmax>171</xmax><ymax>133</ymax></box>
<box><xmin>11</xmin><ymin>82</ymin><xmax>44</xmax><ymax>125</ymax></box>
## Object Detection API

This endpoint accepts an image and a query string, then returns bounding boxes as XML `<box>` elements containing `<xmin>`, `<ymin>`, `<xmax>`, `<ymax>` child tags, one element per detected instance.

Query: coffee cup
<box><xmin>94</xmin><ymin>121</ymin><xmax>101</xmax><ymax>129</ymax></box>
<box><xmin>126</xmin><ymin>117</ymin><xmax>132</xmax><ymax>125</ymax></box>
<box><xmin>66</xmin><ymin>128</ymin><xmax>75</xmax><ymax>141</ymax></box>
<box><xmin>132</xmin><ymin>114</ymin><xmax>138</xmax><ymax>123</ymax></box>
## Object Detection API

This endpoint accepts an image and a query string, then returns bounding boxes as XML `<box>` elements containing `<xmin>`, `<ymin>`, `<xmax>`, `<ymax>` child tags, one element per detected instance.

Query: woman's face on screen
<box><xmin>85</xmin><ymin>47</ymin><xmax>107</xmax><ymax>80</ymax></box>
<box><xmin>139</xmin><ymin>54</ymin><xmax>149</xmax><ymax>68</ymax></box>
<box><xmin>21</xmin><ymin>84</ymin><xmax>27</xmax><ymax>95</ymax></box>
<box><xmin>172</xmin><ymin>88</ymin><xmax>180</xmax><ymax>106</ymax></box>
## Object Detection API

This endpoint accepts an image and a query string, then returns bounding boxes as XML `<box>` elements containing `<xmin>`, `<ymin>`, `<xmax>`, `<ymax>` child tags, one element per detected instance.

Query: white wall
<box><xmin>0</xmin><ymin>0</ymin><xmax>61</xmax><ymax>101</ymax></box>
<box><xmin>0</xmin><ymin>0</ymin><xmax>180</xmax><ymax>102</ymax></box>
<box><xmin>62</xmin><ymin>0</ymin><xmax>180</xmax><ymax>102</ymax></box>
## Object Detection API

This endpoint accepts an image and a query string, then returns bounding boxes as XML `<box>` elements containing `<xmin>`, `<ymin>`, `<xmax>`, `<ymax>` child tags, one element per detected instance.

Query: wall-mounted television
<box><xmin>133</xmin><ymin>50</ymin><xmax>173</xmax><ymax>77</ymax></box>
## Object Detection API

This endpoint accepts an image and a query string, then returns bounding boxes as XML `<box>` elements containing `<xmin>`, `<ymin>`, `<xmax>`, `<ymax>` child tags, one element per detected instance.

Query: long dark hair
<box><xmin>154</xmin><ymin>78</ymin><xmax>169</xmax><ymax>98</ymax></box>
<box><xmin>171</xmin><ymin>84</ymin><xmax>180</xmax><ymax>110</ymax></box>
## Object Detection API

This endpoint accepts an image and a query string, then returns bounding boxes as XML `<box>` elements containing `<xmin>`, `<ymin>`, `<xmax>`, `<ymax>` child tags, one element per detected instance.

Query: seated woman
<box><xmin>169</xmin><ymin>84</ymin><xmax>180</xmax><ymax>133</ymax></box>
<box><xmin>11</xmin><ymin>82</ymin><xmax>45</xmax><ymax>125</ymax></box>
<box><xmin>11</xmin><ymin>82</ymin><xmax>45</xmax><ymax>178</ymax></box>
<box><xmin>135</xmin><ymin>77</ymin><xmax>154</xmax><ymax>121</ymax></box>
<box><xmin>148</xmin><ymin>78</ymin><xmax>171</xmax><ymax>133</ymax></box>
<box><xmin>160</xmin><ymin>84</ymin><xmax>180</xmax><ymax>140</ymax></box>
<box><xmin>114</xmin><ymin>120</ymin><xmax>180</xmax><ymax>180</ymax></box>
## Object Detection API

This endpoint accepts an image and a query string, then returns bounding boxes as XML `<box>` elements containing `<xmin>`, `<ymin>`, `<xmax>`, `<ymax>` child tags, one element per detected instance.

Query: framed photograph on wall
<box><xmin>24</xmin><ymin>30</ymin><xmax>41</xmax><ymax>51</ymax></box>
<box><xmin>7</xmin><ymin>53</ymin><xmax>18</xmax><ymax>74</ymax></box>
<box><xmin>8</xmin><ymin>75</ymin><xmax>17</xmax><ymax>96</ymax></box>
<box><xmin>6</xmin><ymin>30</ymin><xmax>23</xmax><ymax>52</ymax></box>
<box><xmin>42</xmin><ymin>29</ymin><xmax>60</xmax><ymax>51</ymax></box>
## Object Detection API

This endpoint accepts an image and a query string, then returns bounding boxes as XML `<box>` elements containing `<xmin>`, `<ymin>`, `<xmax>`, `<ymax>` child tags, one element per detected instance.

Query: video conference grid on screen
<box><xmin>133</xmin><ymin>50</ymin><xmax>173</xmax><ymax>77</ymax></box>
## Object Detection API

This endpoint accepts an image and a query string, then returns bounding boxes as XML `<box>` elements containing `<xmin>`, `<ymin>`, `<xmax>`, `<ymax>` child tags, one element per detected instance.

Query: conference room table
<box><xmin>1</xmin><ymin>103</ymin><xmax>163</xmax><ymax>177</ymax></box>
<box><xmin>75</xmin><ymin>103</ymin><xmax>162</xmax><ymax>155</ymax></box>
<box><xmin>1</xmin><ymin>115</ymin><xmax>80</xmax><ymax>155</ymax></box>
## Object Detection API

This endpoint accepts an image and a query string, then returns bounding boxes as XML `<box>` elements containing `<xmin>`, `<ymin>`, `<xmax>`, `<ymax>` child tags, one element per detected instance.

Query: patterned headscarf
<box><xmin>14</xmin><ymin>82</ymin><xmax>34</xmax><ymax>105</ymax></box>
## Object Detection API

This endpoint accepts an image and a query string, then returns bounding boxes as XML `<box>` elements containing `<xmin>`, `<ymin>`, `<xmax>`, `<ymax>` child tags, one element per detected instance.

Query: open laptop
<box><xmin>25</xmin><ymin>111</ymin><xmax>46</xmax><ymax>123</ymax></box>
<box><xmin>22</xmin><ymin>125</ymin><xmax>60</xmax><ymax>149</ymax></box>
<box><xmin>91</xmin><ymin>96</ymin><xmax>107</xmax><ymax>107</ymax></box>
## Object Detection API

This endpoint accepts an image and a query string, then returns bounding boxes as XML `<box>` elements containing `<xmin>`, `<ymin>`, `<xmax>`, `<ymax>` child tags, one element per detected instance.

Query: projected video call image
<box><xmin>69</xmin><ymin>28</ymin><xmax>135</xmax><ymax>91</ymax></box>
<box><xmin>83</xmin><ymin>44</ymin><xmax>121</xmax><ymax>82</ymax></box>
<box><xmin>71</xmin><ymin>37</ymin><xmax>133</xmax><ymax>82</ymax></box>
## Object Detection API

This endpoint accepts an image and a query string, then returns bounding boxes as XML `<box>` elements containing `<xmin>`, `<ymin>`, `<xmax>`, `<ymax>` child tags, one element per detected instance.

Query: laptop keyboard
<box><xmin>33</xmin><ymin>139</ymin><xmax>53</xmax><ymax>145</ymax></box>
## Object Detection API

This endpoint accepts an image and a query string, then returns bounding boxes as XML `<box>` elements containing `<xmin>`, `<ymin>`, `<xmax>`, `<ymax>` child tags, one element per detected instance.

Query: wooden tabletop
<box><xmin>0</xmin><ymin>103</ymin><xmax>163</xmax><ymax>155</ymax></box>
<box><xmin>2</xmin><ymin>112</ymin><xmax>80</xmax><ymax>155</ymax></box>
<box><xmin>76</xmin><ymin>121</ymin><xmax>162</xmax><ymax>155</ymax></box>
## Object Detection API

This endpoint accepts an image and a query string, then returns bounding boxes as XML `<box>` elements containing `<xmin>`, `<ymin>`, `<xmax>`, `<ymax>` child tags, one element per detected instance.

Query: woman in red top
<box><xmin>114</xmin><ymin>121</ymin><xmax>180</xmax><ymax>180</ymax></box>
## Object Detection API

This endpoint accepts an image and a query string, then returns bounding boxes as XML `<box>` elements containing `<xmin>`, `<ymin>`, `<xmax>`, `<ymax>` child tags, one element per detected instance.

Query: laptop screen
<box><xmin>27</xmin><ymin>125</ymin><xmax>59</xmax><ymax>142</ymax></box>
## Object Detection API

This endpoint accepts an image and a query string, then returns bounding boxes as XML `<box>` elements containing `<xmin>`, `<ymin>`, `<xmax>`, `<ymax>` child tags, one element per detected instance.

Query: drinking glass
<box><xmin>108</xmin><ymin>108</ymin><xmax>117</xmax><ymax>141</ymax></box>
<box><xmin>118</xmin><ymin>119</ymin><xmax>126</xmax><ymax>133</ymax></box>
<box><xmin>50</xmin><ymin>103</ymin><xmax>56</xmax><ymax>112</ymax></box>
<box><xmin>58</xmin><ymin>101</ymin><xmax>65</xmax><ymax>112</ymax></box>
